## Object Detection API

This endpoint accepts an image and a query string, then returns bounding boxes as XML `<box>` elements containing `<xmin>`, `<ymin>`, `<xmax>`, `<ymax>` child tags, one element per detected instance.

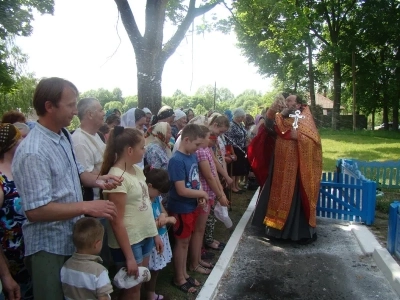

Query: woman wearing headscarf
<box><xmin>224</xmin><ymin>108</ymin><xmax>248</xmax><ymax>193</ymax></box>
<box><xmin>184</xmin><ymin>108</ymin><xmax>195</xmax><ymax>122</ymax></box>
<box><xmin>0</xmin><ymin>124</ymin><xmax>33</xmax><ymax>299</ymax></box>
<box><xmin>142</xmin><ymin>107</ymin><xmax>152</xmax><ymax>131</ymax></box>
<box><xmin>105</xmin><ymin>108</ymin><xmax>121</xmax><ymax>119</ymax></box>
<box><xmin>172</xmin><ymin>115</ymin><xmax>208</xmax><ymax>154</ymax></box>
<box><xmin>171</xmin><ymin>109</ymin><xmax>187</xmax><ymax>140</ymax></box>
<box><xmin>144</xmin><ymin>122</ymin><xmax>172</xmax><ymax>170</ymax></box>
<box><xmin>120</xmin><ymin>108</ymin><xmax>147</xmax><ymax>131</ymax></box>
<box><xmin>224</xmin><ymin>109</ymin><xmax>233</xmax><ymax>122</ymax></box>
<box><xmin>150</xmin><ymin>106</ymin><xmax>175</xmax><ymax>126</ymax></box>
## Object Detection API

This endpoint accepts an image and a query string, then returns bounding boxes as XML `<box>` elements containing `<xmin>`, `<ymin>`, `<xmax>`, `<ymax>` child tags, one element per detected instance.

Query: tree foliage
<box><xmin>0</xmin><ymin>73</ymin><xmax>37</xmax><ymax>117</ymax></box>
<box><xmin>0</xmin><ymin>0</ymin><xmax>54</xmax><ymax>92</ymax></box>
<box><xmin>228</xmin><ymin>0</ymin><xmax>400</xmax><ymax>130</ymax></box>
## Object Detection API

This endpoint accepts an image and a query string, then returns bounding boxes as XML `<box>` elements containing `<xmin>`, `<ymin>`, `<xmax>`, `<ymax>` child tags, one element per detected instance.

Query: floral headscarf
<box><xmin>0</xmin><ymin>123</ymin><xmax>21</xmax><ymax>156</ymax></box>
<box><xmin>144</xmin><ymin>122</ymin><xmax>172</xmax><ymax>158</ymax></box>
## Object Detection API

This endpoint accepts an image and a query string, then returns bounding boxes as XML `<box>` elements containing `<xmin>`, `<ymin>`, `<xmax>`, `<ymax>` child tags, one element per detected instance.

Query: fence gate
<box><xmin>317</xmin><ymin>172</ymin><xmax>376</xmax><ymax>225</ymax></box>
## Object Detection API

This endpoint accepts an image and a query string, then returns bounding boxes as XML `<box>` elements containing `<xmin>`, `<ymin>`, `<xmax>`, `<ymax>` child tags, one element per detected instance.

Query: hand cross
<box><xmin>289</xmin><ymin>110</ymin><xmax>305</xmax><ymax>130</ymax></box>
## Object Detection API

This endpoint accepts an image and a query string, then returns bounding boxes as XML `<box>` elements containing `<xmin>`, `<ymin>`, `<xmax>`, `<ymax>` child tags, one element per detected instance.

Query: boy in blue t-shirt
<box><xmin>168</xmin><ymin>124</ymin><xmax>208</xmax><ymax>294</ymax></box>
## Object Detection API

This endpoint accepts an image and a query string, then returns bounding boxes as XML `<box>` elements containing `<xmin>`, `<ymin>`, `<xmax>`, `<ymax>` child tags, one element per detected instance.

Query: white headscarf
<box><xmin>120</xmin><ymin>108</ymin><xmax>137</xmax><ymax>128</ymax></box>
<box><xmin>174</xmin><ymin>109</ymin><xmax>186</xmax><ymax>122</ymax></box>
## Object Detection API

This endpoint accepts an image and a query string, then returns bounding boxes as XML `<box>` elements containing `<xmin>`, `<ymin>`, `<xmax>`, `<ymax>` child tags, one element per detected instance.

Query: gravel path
<box><xmin>215</xmin><ymin>218</ymin><xmax>398</xmax><ymax>300</ymax></box>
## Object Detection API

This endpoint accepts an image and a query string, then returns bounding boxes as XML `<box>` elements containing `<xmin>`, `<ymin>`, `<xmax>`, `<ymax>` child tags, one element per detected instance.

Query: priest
<box><xmin>251</xmin><ymin>94</ymin><xmax>322</xmax><ymax>244</ymax></box>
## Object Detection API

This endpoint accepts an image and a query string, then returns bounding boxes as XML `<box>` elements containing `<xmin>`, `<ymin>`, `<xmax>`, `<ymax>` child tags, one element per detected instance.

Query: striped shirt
<box><xmin>61</xmin><ymin>253</ymin><xmax>113</xmax><ymax>300</ymax></box>
<box><xmin>12</xmin><ymin>123</ymin><xmax>84</xmax><ymax>256</ymax></box>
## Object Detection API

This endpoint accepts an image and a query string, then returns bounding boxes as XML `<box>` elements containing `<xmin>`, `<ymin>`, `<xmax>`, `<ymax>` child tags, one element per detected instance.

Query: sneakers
<box><xmin>113</xmin><ymin>266</ymin><xmax>151</xmax><ymax>289</ymax></box>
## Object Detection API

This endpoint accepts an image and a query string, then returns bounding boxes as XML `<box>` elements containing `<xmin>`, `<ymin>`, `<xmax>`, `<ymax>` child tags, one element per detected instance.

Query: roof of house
<box><xmin>307</xmin><ymin>93</ymin><xmax>345</xmax><ymax>110</ymax></box>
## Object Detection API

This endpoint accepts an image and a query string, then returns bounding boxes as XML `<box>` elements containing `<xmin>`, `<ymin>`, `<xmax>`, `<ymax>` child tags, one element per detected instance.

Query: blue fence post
<box><xmin>387</xmin><ymin>201</ymin><xmax>400</xmax><ymax>254</ymax></box>
<box><xmin>366</xmin><ymin>179</ymin><xmax>377</xmax><ymax>225</ymax></box>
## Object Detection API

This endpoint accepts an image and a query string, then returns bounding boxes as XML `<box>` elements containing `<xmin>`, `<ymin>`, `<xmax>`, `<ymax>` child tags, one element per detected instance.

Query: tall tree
<box><xmin>232</xmin><ymin>0</ymin><xmax>361</xmax><ymax>129</ymax></box>
<box><xmin>1</xmin><ymin>74</ymin><xmax>38</xmax><ymax>116</ymax></box>
<box><xmin>114</xmin><ymin>0</ymin><xmax>221</xmax><ymax>113</ymax></box>
<box><xmin>0</xmin><ymin>0</ymin><xmax>54</xmax><ymax>92</ymax></box>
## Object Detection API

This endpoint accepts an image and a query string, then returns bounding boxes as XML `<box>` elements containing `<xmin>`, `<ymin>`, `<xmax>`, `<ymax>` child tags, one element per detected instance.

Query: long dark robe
<box><xmin>252</xmin><ymin>157</ymin><xmax>316</xmax><ymax>240</ymax></box>
<box><xmin>251</xmin><ymin>106</ymin><xmax>321</xmax><ymax>241</ymax></box>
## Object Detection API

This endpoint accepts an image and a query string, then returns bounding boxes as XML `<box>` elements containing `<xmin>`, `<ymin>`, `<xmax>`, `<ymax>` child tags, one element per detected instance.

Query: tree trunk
<box><xmin>371</xmin><ymin>108</ymin><xmax>375</xmax><ymax>130</ymax></box>
<box><xmin>115</xmin><ymin>0</ymin><xmax>221</xmax><ymax>114</ymax></box>
<box><xmin>382</xmin><ymin>93</ymin><xmax>389</xmax><ymax>130</ymax></box>
<box><xmin>136</xmin><ymin>54</ymin><xmax>165</xmax><ymax>113</ymax></box>
<box><xmin>394</xmin><ymin>46</ymin><xmax>400</xmax><ymax>132</ymax></box>
<box><xmin>307</xmin><ymin>41</ymin><xmax>316</xmax><ymax>113</ymax></box>
<box><xmin>393</xmin><ymin>92</ymin><xmax>399</xmax><ymax>132</ymax></box>
<box><xmin>332</xmin><ymin>61</ymin><xmax>341</xmax><ymax>130</ymax></box>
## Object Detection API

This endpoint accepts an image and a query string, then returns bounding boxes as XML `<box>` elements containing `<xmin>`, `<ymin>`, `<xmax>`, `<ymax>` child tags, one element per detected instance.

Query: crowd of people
<box><xmin>0</xmin><ymin>77</ymin><xmax>261</xmax><ymax>300</ymax></box>
<box><xmin>0</xmin><ymin>77</ymin><xmax>322</xmax><ymax>300</ymax></box>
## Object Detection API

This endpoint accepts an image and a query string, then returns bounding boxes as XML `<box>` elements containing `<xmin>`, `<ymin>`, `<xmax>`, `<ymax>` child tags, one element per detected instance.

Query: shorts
<box><xmin>196</xmin><ymin>199</ymin><xmax>215</xmax><ymax>215</ymax></box>
<box><xmin>110</xmin><ymin>237</ymin><xmax>154</xmax><ymax>265</ymax></box>
<box><xmin>173</xmin><ymin>211</ymin><xmax>198</xmax><ymax>239</ymax></box>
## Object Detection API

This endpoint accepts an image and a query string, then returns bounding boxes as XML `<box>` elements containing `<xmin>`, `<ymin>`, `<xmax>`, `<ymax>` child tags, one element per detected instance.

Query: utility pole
<box><xmin>214</xmin><ymin>81</ymin><xmax>217</xmax><ymax>110</ymax></box>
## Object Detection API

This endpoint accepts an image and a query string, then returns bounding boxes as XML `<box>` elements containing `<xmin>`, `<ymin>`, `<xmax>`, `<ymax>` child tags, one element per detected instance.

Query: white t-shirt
<box><xmin>72</xmin><ymin>128</ymin><xmax>106</xmax><ymax>200</ymax></box>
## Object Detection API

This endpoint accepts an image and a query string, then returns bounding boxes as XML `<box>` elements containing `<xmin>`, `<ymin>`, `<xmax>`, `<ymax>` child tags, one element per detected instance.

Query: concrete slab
<box><xmin>351</xmin><ymin>224</ymin><xmax>383</xmax><ymax>255</ymax></box>
<box><xmin>373</xmin><ymin>247</ymin><xmax>400</xmax><ymax>297</ymax></box>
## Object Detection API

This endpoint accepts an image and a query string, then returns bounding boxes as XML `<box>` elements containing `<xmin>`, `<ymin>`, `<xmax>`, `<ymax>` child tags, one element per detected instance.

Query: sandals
<box><xmin>201</xmin><ymin>249</ymin><xmax>215</xmax><ymax>260</ymax></box>
<box><xmin>206</xmin><ymin>242</ymin><xmax>225</xmax><ymax>251</ymax></box>
<box><xmin>191</xmin><ymin>264</ymin><xmax>211</xmax><ymax>275</ymax></box>
<box><xmin>186</xmin><ymin>276</ymin><xmax>202</xmax><ymax>287</ymax></box>
<box><xmin>173</xmin><ymin>281</ymin><xmax>197</xmax><ymax>294</ymax></box>
<box><xmin>199</xmin><ymin>260</ymin><xmax>214</xmax><ymax>269</ymax></box>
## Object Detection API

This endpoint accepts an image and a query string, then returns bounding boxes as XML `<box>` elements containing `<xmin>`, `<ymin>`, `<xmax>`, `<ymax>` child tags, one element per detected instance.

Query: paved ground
<box><xmin>214</xmin><ymin>218</ymin><xmax>398</xmax><ymax>300</ymax></box>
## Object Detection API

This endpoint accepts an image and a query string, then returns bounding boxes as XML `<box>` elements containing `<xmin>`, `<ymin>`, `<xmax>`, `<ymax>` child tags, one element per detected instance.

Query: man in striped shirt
<box><xmin>12</xmin><ymin>77</ymin><xmax>121</xmax><ymax>300</ymax></box>
<box><xmin>61</xmin><ymin>217</ymin><xmax>113</xmax><ymax>300</ymax></box>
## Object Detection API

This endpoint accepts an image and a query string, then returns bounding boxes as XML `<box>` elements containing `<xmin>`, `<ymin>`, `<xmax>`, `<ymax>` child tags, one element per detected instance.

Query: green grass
<box><xmin>320</xmin><ymin>129</ymin><xmax>400</xmax><ymax>214</ymax></box>
<box><xmin>320</xmin><ymin>129</ymin><xmax>400</xmax><ymax>172</ymax></box>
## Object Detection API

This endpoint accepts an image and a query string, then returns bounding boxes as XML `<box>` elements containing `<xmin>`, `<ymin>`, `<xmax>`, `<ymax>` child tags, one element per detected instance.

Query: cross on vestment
<box><xmin>289</xmin><ymin>110</ymin><xmax>305</xmax><ymax>130</ymax></box>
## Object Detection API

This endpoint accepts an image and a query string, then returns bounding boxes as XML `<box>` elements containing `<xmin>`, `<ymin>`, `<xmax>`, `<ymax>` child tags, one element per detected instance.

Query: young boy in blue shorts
<box><xmin>168</xmin><ymin>124</ymin><xmax>209</xmax><ymax>294</ymax></box>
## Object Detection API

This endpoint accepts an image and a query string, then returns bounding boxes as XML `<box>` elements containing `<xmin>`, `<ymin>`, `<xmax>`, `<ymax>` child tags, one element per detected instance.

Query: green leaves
<box><xmin>0</xmin><ymin>0</ymin><xmax>54</xmax><ymax>40</ymax></box>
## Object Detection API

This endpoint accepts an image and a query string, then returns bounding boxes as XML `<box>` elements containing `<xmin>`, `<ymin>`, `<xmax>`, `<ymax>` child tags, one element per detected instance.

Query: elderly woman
<box><xmin>144</xmin><ymin>122</ymin><xmax>172</xmax><ymax>170</ymax></box>
<box><xmin>151</xmin><ymin>106</ymin><xmax>175</xmax><ymax>126</ymax></box>
<box><xmin>171</xmin><ymin>109</ymin><xmax>187</xmax><ymax>140</ymax></box>
<box><xmin>224</xmin><ymin>108</ymin><xmax>248</xmax><ymax>193</ymax></box>
<box><xmin>0</xmin><ymin>124</ymin><xmax>32</xmax><ymax>300</ymax></box>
